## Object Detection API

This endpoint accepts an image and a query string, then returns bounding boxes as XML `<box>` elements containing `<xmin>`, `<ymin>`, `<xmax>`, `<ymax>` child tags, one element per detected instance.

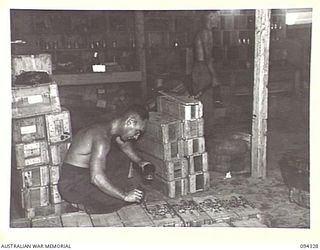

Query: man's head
<box><xmin>203</xmin><ymin>10</ymin><xmax>220</xmax><ymax>29</ymax></box>
<box><xmin>117</xmin><ymin>105</ymin><xmax>149</xmax><ymax>142</ymax></box>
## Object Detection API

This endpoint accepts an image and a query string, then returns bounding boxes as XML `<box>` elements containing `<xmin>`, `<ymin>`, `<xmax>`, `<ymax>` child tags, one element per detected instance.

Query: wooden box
<box><xmin>145</xmin><ymin>112</ymin><xmax>182</xmax><ymax>144</ymax></box>
<box><xmin>187</xmin><ymin>152</ymin><xmax>208</xmax><ymax>174</ymax></box>
<box><xmin>181</xmin><ymin>118</ymin><xmax>204</xmax><ymax>139</ymax></box>
<box><xmin>61</xmin><ymin>212</ymin><xmax>93</xmax><ymax>227</ymax></box>
<box><xmin>45</xmin><ymin>110</ymin><xmax>72</xmax><ymax>144</ymax></box>
<box><xmin>136</xmin><ymin>136</ymin><xmax>183</xmax><ymax>161</ymax></box>
<box><xmin>90</xmin><ymin>212</ymin><xmax>124</xmax><ymax>227</ymax></box>
<box><xmin>31</xmin><ymin>215</ymin><xmax>62</xmax><ymax>227</ymax></box>
<box><xmin>12</xmin><ymin>83</ymin><xmax>61</xmax><ymax>119</ymax></box>
<box><xmin>117</xmin><ymin>204</ymin><xmax>154</xmax><ymax>227</ymax></box>
<box><xmin>139</xmin><ymin>151</ymin><xmax>188</xmax><ymax>181</ymax></box>
<box><xmin>167</xmin><ymin>198</ymin><xmax>213</xmax><ymax>227</ymax></box>
<box><xmin>49</xmin><ymin>141</ymin><xmax>71</xmax><ymax>165</ymax></box>
<box><xmin>12</xmin><ymin>115</ymin><xmax>46</xmax><ymax>143</ymax></box>
<box><xmin>11</xmin><ymin>54</ymin><xmax>52</xmax><ymax>78</ymax></box>
<box><xmin>188</xmin><ymin>171</ymin><xmax>210</xmax><ymax>193</ymax></box>
<box><xmin>15</xmin><ymin>140</ymin><xmax>49</xmax><ymax>169</ymax></box>
<box><xmin>50</xmin><ymin>184</ymin><xmax>64</xmax><ymax>204</ymax></box>
<box><xmin>157</xmin><ymin>95</ymin><xmax>203</xmax><ymax>120</ymax></box>
<box><xmin>21</xmin><ymin>186</ymin><xmax>50</xmax><ymax>209</ymax></box>
<box><xmin>181</xmin><ymin>137</ymin><xmax>206</xmax><ymax>156</ymax></box>
<box><xmin>143</xmin><ymin>200</ymin><xmax>184</xmax><ymax>227</ymax></box>
<box><xmin>154</xmin><ymin>176</ymin><xmax>188</xmax><ymax>198</ymax></box>
<box><xmin>49</xmin><ymin>165</ymin><xmax>60</xmax><ymax>185</ymax></box>
<box><xmin>17</xmin><ymin>165</ymin><xmax>50</xmax><ymax>188</ymax></box>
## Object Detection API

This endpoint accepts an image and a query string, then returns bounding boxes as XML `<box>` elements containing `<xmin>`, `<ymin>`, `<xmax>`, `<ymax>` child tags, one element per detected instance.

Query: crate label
<box><xmin>24</xmin><ymin>142</ymin><xmax>40</xmax><ymax>151</ymax></box>
<box><xmin>96</xmin><ymin>99</ymin><xmax>107</xmax><ymax>108</ymax></box>
<box><xmin>24</xmin><ymin>143</ymin><xmax>41</xmax><ymax>158</ymax></box>
<box><xmin>27</xmin><ymin>95</ymin><xmax>43</xmax><ymax>104</ymax></box>
<box><xmin>25</xmin><ymin>157</ymin><xmax>41</xmax><ymax>166</ymax></box>
<box><xmin>97</xmin><ymin>88</ymin><xmax>105</xmax><ymax>94</ymax></box>
<box><xmin>20</xmin><ymin>125</ymin><xmax>37</xmax><ymax>135</ymax></box>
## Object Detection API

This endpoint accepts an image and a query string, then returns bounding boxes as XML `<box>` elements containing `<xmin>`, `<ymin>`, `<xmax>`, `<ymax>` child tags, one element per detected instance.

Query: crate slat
<box><xmin>117</xmin><ymin>204</ymin><xmax>154</xmax><ymax>227</ymax></box>
<box><xmin>90</xmin><ymin>212</ymin><xmax>124</xmax><ymax>227</ymax></box>
<box><xmin>17</xmin><ymin>165</ymin><xmax>50</xmax><ymax>188</ymax></box>
<box><xmin>181</xmin><ymin>137</ymin><xmax>206</xmax><ymax>156</ymax></box>
<box><xmin>153</xmin><ymin>176</ymin><xmax>188</xmax><ymax>198</ymax></box>
<box><xmin>21</xmin><ymin>186</ymin><xmax>50</xmax><ymax>209</ymax></box>
<box><xmin>50</xmin><ymin>184</ymin><xmax>64</xmax><ymax>204</ymax></box>
<box><xmin>187</xmin><ymin>152</ymin><xmax>208</xmax><ymax>174</ymax></box>
<box><xmin>61</xmin><ymin>212</ymin><xmax>93</xmax><ymax>227</ymax></box>
<box><xmin>49</xmin><ymin>141</ymin><xmax>71</xmax><ymax>165</ymax></box>
<box><xmin>188</xmin><ymin>171</ymin><xmax>210</xmax><ymax>193</ymax></box>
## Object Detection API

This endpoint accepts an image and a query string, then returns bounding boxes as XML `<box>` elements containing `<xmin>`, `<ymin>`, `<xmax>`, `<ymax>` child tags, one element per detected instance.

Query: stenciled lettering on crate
<box><xmin>17</xmin><ymin>165</ymin><xmax>50</xmax><ymax>188</ymax></box>
<box><xmin>181</xmin><ymin>136</ymin><xmax>206</xmax><ymax>156</ymax></box>
<box><xmin>12</xmin><ymin>115</ymin><xmax>46</xmax><ymax>143</ymax></box>
<box><xmin>45</xmin><ymin>109</ymin><xmax>72</xmax><ymax>144</ymax></box>
<box><xmin>187</xmin><ymin>152</ymin><xmax>208</xmax><ymax>174</ymax></box>
<box><xmin>49</xmin><ymin>141</ymin><xmax>71</xmax><ymax>165</ymax></box>
<box><xmin>154</xmin><ymin>176</ymin><xmax>188</xmax><ymax>198</ymax></box>
<box><xmin>49</xmin><ymin>165</ymin><xmax>60</xmax><ymax>185</ymax></box>
<box><xmin>20</xmin><ymin>186</ymin><xmax>50</xmax><ymax>210</ymax></box>
<box><xmin>50</xmin><ymin>184</ymin><xmax>64</xmax><ymax>204</ymax></box>
<box><xmin>145</xmin><ymin>112</ymin><xmax>183</xmax><ymax>144</ymax></box>
<box><xmin>15</xmin><ymin>140</ymin><xmax>50</xmax><ymax>169</ymax></box>
<box><xmin>12</xmin><ymin>83</ymin><xmax>61</xmax><ymax>119</ymax></box>
<box><xmin>139</xmin><ymin>151</ymin><xmax>188</xmax><ymax>181</ymax></box>
<box><xmin>157</xmin><ymin>95</ymin><xmax>203</xmax><ymax>120</ymax></box>
<box><xmin>189</xmin><ymin>171</ymin><xmax>210</xmax><ymax>194</ymax></box>
<box><xmin>181</xmin><ymin>118</ymin><xmax>204</xmax><ymax>139</ymax></box>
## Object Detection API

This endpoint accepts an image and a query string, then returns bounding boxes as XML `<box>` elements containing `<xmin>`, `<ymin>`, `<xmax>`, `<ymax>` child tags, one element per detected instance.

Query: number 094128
<box><xmin>300</xmin><ymin>244</ymin><xmax>319</xmax><ymax>248</ymax></box>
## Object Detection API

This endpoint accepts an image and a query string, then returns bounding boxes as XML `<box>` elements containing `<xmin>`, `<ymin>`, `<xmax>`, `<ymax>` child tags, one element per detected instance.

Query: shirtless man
<box><xmin>58</xmin><ymin>105</ymin><xmax>153</xmax><ymax>214</ymax></box>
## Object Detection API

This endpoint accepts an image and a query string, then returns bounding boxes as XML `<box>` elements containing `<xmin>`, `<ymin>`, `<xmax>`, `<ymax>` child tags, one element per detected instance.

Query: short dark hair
<box><xmin>121</xmin><ymin>104</ymin><xmax>149</xmax><ymax>120</ymax></box>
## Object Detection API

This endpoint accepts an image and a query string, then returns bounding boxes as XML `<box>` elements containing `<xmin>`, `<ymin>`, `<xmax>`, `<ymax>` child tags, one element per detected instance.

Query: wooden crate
<box><xmin>10</xmin><ymin>218</ymin><xmax>31</xmax><ymax>228</ymax></box>
<box><xmin>157</xmin><ymin>95</ymin><xmax>203</xmax><ymax>120</ymax></box>
<box><xmin>144</xmin><ymin>112</ymin><xmax>182</xmax><ymax>144</ymax></box>
<box><xmin>117</xmin><ymin>204</ymin><xmax>154</xmax><ymax>227</ymax></box>
<box><xmin>11</xmin><ymin>54</ymin><xmax>52</xmax><ymax>78</ymax></box>
<box><xmin>192</xmin><ymin>195</ymin><xmax>237</xmax><ymax>223</ymax></box>
<box><xmin>17</xmin><ymin>165</ymin><xmax>50</xmax><ymax>188</ymax></box>
<box><xmin>21</xmin><ymin>186</ymin><xmax>50</xmax><ymax>209</ymax></box>
<box><xmin>139</xmin><ymin>151</ymin><xmax>188</xmax><ymax>181</ymax></box>
<box><xmin>12</xmin><ymin>115</ymin><xmax>46</xmax><ymax>143</ymax></box>
<box><xmin>50</xmin><ymin>184</ymin><xmax>64</xmax><ymax>204</ymax></box>
<box><xmin>181</xmin><ymin>118</ymin><xmax>204</xmax><ymax>139</ymax></box>
<box><xmin>61</xmin><ymin>212</ymin><xmax>93</xmax><ymax>227</ymax></box>
<box><xmin>187</xmin><ymin>152</ymin><xmax>208</xmax><ymax>174</ymax></box>
<box><xmin>136</xmin><ymin>136</ymin><xmax>183</xmax><ymax>161</ymax></box>
<box><xmin>188</xmin><ymin>171</ymin><xmax>210</xmax><ymax>194</ymax></box>
<box><xmin>49</xmin><ymin>165</ymin><xmax>60</xmax><ymax>185</ymax></box>
<box><xmin>153</xmin><ymin>176</ymin><xmax>188</xmax><ymax>198</ymax></box>
<box><xmin>49</xmin><ymin>141</ymin><xmax>71</xmax><ymax>165</ymax></box>
<box><xmin>181</xmin><ymin>137</ymin><xmax>206</xmax><ymax>156</ymax></box>
<box><xmin>167</xmin><ymin>198</ymin><xmax>213</xmax><ymax>227</ymax></box>
<box><xmin>45</xmin><ymin>109</ymin><xmax>72</xmax><ymax>144</ymax></box>
<box><xmin>12</xmin><ymin>83</ymin><xmax>61</xmax><ymax>119</ymax></box>
<box><xmin>31</xmin><ymin>215</ymin><xmax>62</xmax><ymax>227</ymax></box>
<box><xmin>143</xmin><ymin>200</ymin><xmax>184</xmax><ymax>227</ymax></box>
<box><xmin>15</xmin><ymin>140</ymin><xmax>49</xmax><ymax>169</ymax></box>
<box><xmin>90</xmin><ymin>212</ymin><xmax>124</xmax><ymax>227</ymax></box>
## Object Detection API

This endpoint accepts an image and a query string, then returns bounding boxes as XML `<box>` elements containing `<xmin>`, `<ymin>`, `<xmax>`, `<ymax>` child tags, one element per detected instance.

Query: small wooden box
<box><xmin>45</xmin><ymin>109</ymin><xmax>72</xmax><ymax>144</ymax></box>
<box><xmin>181</xmin><ymin>118</ymin><xmax>204</xmax><ymax>139</ymax></box>
<box><xmin>157</xmin><ymin>95</ymin><xmax>203</xmax><ymax>120</ymax></box>
<box><xmin>50</xmin><ymin>184</ymin><xmax>64</xmax><ymax>204</ymax></box>
<box><xmin>11</xmin><ymin>54</ymin><xmax>52</xmax><ymax>78</ymax></box>
<box><xmin>145</xmin><ymin>112</ymin><xmax>182</xmax><ymax>144</ymax></box>
<box><xmin>154</xmin><ymin>176</ymin><xmax>188</xmax><ymax>198</ymax></box>
<box><xmin>49</xmin><ymin>165</ymin><xmax>60</xmax><ymax>185</ymax></box>
<box><xmin>143</xmin><ymin>200</ymin><xmax>184</xmax><ymax>227</ymax></box>
<box><xmin>181</xmin><ymin>137</ymin><xmax>206</xmax><ymax>156</ymax></box>
<box><xmin>187</xmin><ymin>152</ymin><xmax>208</xmax><ymax>174</ymax></box>
<box><xmin>61</xmin><ymin>212</ymin><xmax>93</xmax><ymax>227</ymax></box>
<box><xmin>90</xmin><ymin>212</ymin><xmax>124</xmax><ymax>227</ymax></box>
<box><xmin>136</xmin><ymin>136</ymin><xmax>183</xmax><ymax>161</ymax></box>
<box><xmin>188</xmin><ymin>171</ymin><xmax>210</xmax><ymax>193</ymax></box>
<box><xmin>15</xmin><ymin>140</ymin><xmax>49</xmax><ymax>169</ymax></box>
<box><xmin>12</xmin><ymin>115</ymin><xmax>46</xmax><ymax>143</ymax></box>
<box><xmin>12</xmin><ymin>83</ymin><xmax>61</xmax><ymax>119</ymax></box>
<box><xmin>21</xmin><ymin>186</ymin><xmax>50</xmax><ymax>209</ymax></box>
<box><xmin>31</xmin><ymin>215</ymin><xmax>62</xmax><ymax>227</ymax></box>
<box><xmin>49</xmin><ymin>141</ymin><xmax>71</xmax><ymax>165</ymax></box>
<box><xmin>139</xmin><ymin>151</ymin><xmax>188</xmax><ymax>181</ymax></box>
<box><xmin>17</xmin><ymin>165</ymin><xmax>50</xmax><ymax>188</ymax></box>
<box><xmin>168</xmin><ymin>198</ymin><xmax>213</xmax><ymax>227</ymax></box>
<box><xmin>117</xmin><ymin>204</ymin><xmax>154</xmax><ymax>227</ymax></box>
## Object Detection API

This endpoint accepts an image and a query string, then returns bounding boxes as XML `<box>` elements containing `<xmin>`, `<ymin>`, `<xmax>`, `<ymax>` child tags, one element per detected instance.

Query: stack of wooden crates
<box><xmin>137</xmin><ymin>95</ymin><xmax>209</xmax><ymax>198</ymax></box>
<box><xmin>11</xmin><ymin>54</ymin><xmax>72</xmax><ymax>219</ymax></box>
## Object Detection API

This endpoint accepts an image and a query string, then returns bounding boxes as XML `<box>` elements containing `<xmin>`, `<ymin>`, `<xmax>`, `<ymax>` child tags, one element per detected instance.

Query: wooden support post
<box><xmin>134</xmin><ymin>11</ymin><xmax>147</xmax><ymax>100</ymax></box>
<box><xmin>251</xmin><ymin>9</ymin><xmax>271</xmax><ymax>178</ymax></box>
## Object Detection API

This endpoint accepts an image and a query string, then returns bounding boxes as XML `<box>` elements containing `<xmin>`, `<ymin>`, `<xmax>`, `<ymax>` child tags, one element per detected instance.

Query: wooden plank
<box><xmin>50</xmin><ymin>184</ymin><xmax>64</xmax><ymax>204</ymax></box>
<box><xmin>142</xmin><ymin>200</ymin><xmax>184</xmax><ymax>227</ymax></box>
<box><xmin>117</xmin><ymin>204</ymin><xmax>154</xmax><ymax>227</ymax></box>
<box><xmin>61</xmin><ymin>212</ymin><xmax>93</xmax><ymax>227</ymax></box>
<box><xmin>90</xmin><ymin>212</ymin><xmax>124</xmax><ymax>227</ymax></box>
<box><xmin>52</xmin><ymin>71</ymin><xmax>142</xmax><ymax>86</ymax></box>
<box><xmin>251</xmin><ymin>9</ymin><xmax>271</xmax><ymax>178</ymax></box>
<box><xmin>31</xmin><ymin>215</ymin><xmax>62</xmax><ymax>227</ymax></box>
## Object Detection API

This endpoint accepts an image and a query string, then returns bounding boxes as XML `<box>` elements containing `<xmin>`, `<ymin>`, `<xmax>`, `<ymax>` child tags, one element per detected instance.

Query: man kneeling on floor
<box><xmin>58</xmin><ymin>105</ymin><xmax>155</xmax><ymax>214</ymax></box>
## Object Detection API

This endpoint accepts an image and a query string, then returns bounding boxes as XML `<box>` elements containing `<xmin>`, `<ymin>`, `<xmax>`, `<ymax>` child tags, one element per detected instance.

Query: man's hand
<box><xmin>124</xmin><ymin>189</ymin><xmax>144</xmax><ymax>203</ymax></box>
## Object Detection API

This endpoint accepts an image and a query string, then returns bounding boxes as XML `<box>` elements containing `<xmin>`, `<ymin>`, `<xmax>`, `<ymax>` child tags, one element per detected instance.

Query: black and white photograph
<box><xmin>1</xmin><ymin>0</ymin><xmax>320</xmax><ymax>249</ymax></box>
